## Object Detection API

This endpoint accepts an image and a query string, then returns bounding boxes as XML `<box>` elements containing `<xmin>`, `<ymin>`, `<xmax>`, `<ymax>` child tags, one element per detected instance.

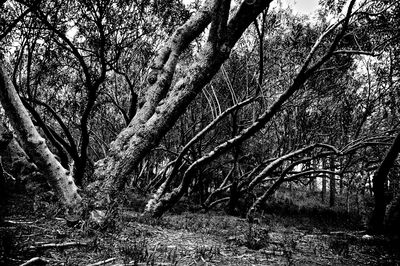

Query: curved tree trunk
<box><xmin>368</xmin><ymin>130</ymin><xmax>400</xmax><ymax>233</ymax></box>
<box><xmin>92</xmin><ymin>0</ymin><xmax>272</xmax><ymax>206</ymax></box>
<box><xmin>0</xmin><ymin>57</ymin><xmax>81</xmax><ymax>210</ymax></box>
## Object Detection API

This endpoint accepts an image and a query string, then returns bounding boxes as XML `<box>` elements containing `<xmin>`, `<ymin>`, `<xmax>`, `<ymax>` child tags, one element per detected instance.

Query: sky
<box><xmin>182</xmin><ymin>0</ymin><xmax>320</xmax><ymax>15</ymax></box>
<box><xmin>66</xmin><ymin>0</ymin><xmax>321</xmax><ymax>40</ymax></box>
<box><xmin>289</xmin><ymin>0</ymin><xmax>319</xmax><ymax>15</ymax></box>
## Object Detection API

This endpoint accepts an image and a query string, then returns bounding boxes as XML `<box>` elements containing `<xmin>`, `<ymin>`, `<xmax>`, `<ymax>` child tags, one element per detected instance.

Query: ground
<box><xmin>1</xmin><ymin>193</ymin><xmax>400</xmax><ymax>265</ymax></box>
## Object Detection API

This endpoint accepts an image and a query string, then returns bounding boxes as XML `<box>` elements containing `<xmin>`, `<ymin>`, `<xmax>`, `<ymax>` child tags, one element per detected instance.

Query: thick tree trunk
<box><xmin>92</xmin><ymin>0</ymin><xmax>356</xmax><ymax>218</ymax></box>
<box><xmin>368</xmin><ymin>130</ymin><xmax>400</xmax><ymax>233</ymax></box>
<box><xmin>0</xmin><ymin>58</ymin><xmax>81</xmax><ymax>210</ymax></box>
<box><xmin>91</xmin><ymin>0</ymin><xmax>272</xmax><ymax>206</ymax></box>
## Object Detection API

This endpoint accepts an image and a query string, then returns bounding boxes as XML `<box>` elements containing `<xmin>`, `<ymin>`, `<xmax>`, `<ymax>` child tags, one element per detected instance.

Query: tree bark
<box><xmin>368</xmin><ymin>130</ymin><xmax>400</xmax><ymax>233</ymax></box>
<box><xmin>91</xmin><ymin>0</ymin><xmax>272</xmax><ymax>205</ymax></box>
<box><xmin>0</xmin><ymin>57</ymin><xmax>81</xmax><ymax>210</ymax></box>
<box><xmin>0</xmin><ymin>122</ymin><xmax>12</xmax><ymax>149</ymax></box>
<box><xmin>0</xmin><ymin>122</ymin><xmax>37</xmax><ymax>183</ymax></box>
<box><xmin>90</xmin><ymin>0</ymin><xmax>356</xmax><ymax>218</ymax></box>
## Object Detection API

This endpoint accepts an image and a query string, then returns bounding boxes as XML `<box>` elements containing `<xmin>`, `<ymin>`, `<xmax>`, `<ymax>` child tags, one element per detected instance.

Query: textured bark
<box><xmin>0</xmin><ymin>57</ymin><xmax>81</xmax><ymax>209</ymax></box>
<box><xmin>0</xmin><ymin>123</ymin><xmax>12</xmax><ymax>148</ymax></box>
<box><xmin>92</xmin><ymin>0</ymin><xmax>356</xmax><ymax>218</ymax></box>
<box><xmin>92</xmin><ymin>0</ymin><xmax>272</xmax><ymax>205</ymax></box>
<box><xmin>0</xmin><ymin>122</ymin><xmax>36</xmax><ymax>179</ymax></box>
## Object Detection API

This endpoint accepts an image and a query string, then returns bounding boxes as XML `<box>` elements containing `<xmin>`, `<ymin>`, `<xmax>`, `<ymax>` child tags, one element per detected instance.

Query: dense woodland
<box><xmin>1</xmin><ymin>0</ymin><xmax>400</xmax><ymax>265</ymax></box>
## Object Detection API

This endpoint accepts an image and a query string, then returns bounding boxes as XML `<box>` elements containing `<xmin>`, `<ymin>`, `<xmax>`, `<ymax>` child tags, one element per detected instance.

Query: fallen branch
<box><xmin>86</xmin><ymin>257</ymin><xmax>116</xmax><ymax>266</ymax></box>
<box><xmin>29</xmin><ymin>241</ymin><xmax>88</xmax><ymax>250</ymax></box>
<box><xmin>4</xmin><ymin>220</ymin><xmax>34</xmax><ymax>225</ymax></box>
<box><xmin>19</xmin><ymin>257</ymin><xmax>49</xmax><ymax>266</ymax></box>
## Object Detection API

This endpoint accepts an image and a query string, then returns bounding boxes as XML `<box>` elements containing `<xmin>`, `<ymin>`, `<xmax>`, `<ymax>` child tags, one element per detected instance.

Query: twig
<box><xmin>29</xmin><ymin>241</ymin><xmax>88</xmax><ymax>250</ymax></box>
<box><xmin>86</xmin><ymin>257</ymin><xmax>116</xmax><ymax>266</ymax></box>
<box><xmin>19</xmin><ymin>257</ymin><xmax>48</xmax><ymax>266</ymax></box>
<box><xmin>4</xmin><ymin>220</ymin><xmax>34</xmax><ymax>225</ymax></box>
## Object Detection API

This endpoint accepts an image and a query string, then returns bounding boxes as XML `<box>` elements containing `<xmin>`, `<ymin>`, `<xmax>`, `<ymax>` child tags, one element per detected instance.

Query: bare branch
<box><xmin>333</xmin><ymin>50</ymin><xmax>379</xmax><ymax>56</ymax></box>
<box><xmin>0</xmin><ymin>8</ymin><xmax>32</xmax><ymax>41</ymax></box>
<box><xmin>85</xmin><ymin>258</ymin><xmax>117</xmax><ymax>266</ymax></box>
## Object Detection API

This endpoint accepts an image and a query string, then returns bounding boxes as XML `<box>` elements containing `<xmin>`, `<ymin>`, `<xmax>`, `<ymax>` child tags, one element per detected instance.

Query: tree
<box><xmin>368</xmin><ymin>131</ymin><xmax>400</xmax><ymax>233</ymax></box>
<box><xmin>93</xmin><ymin>0</ymin><xmax>273</xmax><ymax>206</ymax></box>
<box><xmin>139</xmin><ymin>0</ymin><xmax>361</xmax><ymax>218</ymax></box>
<box><xmin>2</xmin><ymin>0</ymin><xmax>188</xmax><ymax>187</ymax></box>
<box><xmin>0</xmin><ymin>56</ymin><xmax>81</xmax><ymax>211</ymax></box>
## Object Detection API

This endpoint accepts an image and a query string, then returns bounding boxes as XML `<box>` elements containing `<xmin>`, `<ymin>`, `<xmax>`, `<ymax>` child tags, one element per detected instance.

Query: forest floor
<box><xmin>1</xmin><ymin>193</ymin><xmax>400</xmax><ymax>266</ymax></box>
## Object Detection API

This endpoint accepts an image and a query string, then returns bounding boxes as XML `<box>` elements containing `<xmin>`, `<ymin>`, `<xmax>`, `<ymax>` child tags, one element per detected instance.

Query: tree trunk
<box><xmin>227</xmin><ymin>111</ymin><xmax>241</xmax><ymax>215</ymax></box>
<box><xmin>310</xmin><ymin>160</ymin><xmax>317</xmax><ymax>192</ymax></box>
<box><xmin>0</xmin><ymin>122</ymin><xmax>12</xmax><ymax>148</ymax></box>
<box><xmin>322</xmin><ymin>174</ymin><xmax>327</xmax><ymax>203</ymax></box>
<box><xmin>91</xmin><ymin>0</ymin><xmax>356</xmax><ymax>218</ymax></box>
<box><xmin>0</xmin><ymin>122</ymin><xmax>36</xmax><ymax>178</ymax></box>
<box><xmin>329</xmin><ymin>157</ymin><xmax>336</xmax><ymax>207</ymax></box>
<box><xmin>91</xmin><ymin>0</ymin><xmax>272</xmax><ymax>206</ymax></box>
<box><xmin>368</xmin><ymin>130</ymin><xmax>400</xmax><ymax>233</ymax></box>
<box><xmin>0</xmin><ymin>156</ymin><xmax>6</xmax><ymax>224</ymax></box>
<box><xmin>385</xmin><ymin>193</ymin><xmax>400</xmax><ymax>239</ymax></box>
<box><xmin>339</xmin><ymin>158</ymin><xmax>344</xmax><ymax>194</ymax></box>
<box><xmin>0</xmin><ymin>126</ymin><xmax>12</xmax><ymax>224</ymax></box>
<box><xmin>0</xmin><ymin>57</ymin><xmax>81</xmax><ymax>211</ymax></box>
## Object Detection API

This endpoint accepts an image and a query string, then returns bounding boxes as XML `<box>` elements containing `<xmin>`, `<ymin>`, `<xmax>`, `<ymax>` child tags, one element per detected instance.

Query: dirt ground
<box><xmin>1</xmin><ymin>193</ymin><xmax>400</xmax><ymax>266</ymax></box>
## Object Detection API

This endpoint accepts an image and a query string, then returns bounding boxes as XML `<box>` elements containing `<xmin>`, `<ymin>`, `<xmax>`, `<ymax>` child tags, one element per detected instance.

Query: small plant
<box><xmin>166</xmin><ymin>246</ymin><xmax>178</xmax><ymax>264</ymax></box>
<box><xmin>329</xmin><ymin>237</ymin><xmax>350</xmax><ymax>257</ymax></box>
<box><xmin>244</xmin><ymin>222</ymin><xmax>270</xmax><ymax>250</ymax></box>
<box><xmin>194</xmin><ymin>245</ymin><xmax>220</xmax><ymax>262</ymax></box>
<box><xmin>281</xmin><ymin>229</ymin><xmax>301</xmax><ymax>265</ymax></box>
<box><xmin>0</xmin><ymin>229</ymin><xmax>16</xmax><ymax>265</ymax></box>
<box><xmin>135</xmin><ymin>213</ymin><xmax>166</xmax><ymax>227</ymax></box>
<box><xmin>119</xmin><ymin>237</ymin><xmax>154</xmax><ymax>265</ymax></box>
<box><xmin>282</xmin><ymin>230</ymin><xmax>298</xmax><ymax>251</ymax></box>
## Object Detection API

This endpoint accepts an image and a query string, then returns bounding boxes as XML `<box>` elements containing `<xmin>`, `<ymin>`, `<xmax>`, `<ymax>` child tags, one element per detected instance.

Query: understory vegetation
<box><xmin>1</xmin><ymin>189</ymin><xmax>399</xmax><ymax>265</ymax></box>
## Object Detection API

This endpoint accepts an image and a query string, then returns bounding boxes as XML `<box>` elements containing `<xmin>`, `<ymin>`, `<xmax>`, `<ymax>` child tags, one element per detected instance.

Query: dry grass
<box><xmin>1</xmin><ymin>193</ymin><xmax>400</xmax><ymax>265</ymax></box>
